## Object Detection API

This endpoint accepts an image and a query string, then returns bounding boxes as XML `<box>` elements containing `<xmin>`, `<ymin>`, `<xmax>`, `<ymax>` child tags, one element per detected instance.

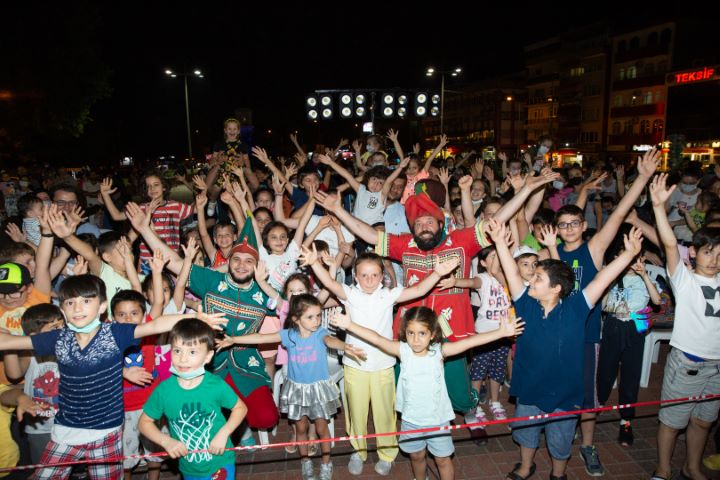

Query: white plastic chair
<box><xmin>640</xmin><ymin>328</ymin><xmax>673</xmax><ymax>388</ymax></box>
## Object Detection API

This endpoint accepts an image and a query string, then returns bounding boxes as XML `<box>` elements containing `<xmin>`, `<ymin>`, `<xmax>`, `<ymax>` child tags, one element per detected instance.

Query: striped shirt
<box><xmin>139</xmin><ymin>201</ymin><xmax>194</xmax><ymax>260</ymax></box>
<box><xmin>31</xmin><ymin>323</ymin><xmax>138</xmax><ymax>429</ymax></box>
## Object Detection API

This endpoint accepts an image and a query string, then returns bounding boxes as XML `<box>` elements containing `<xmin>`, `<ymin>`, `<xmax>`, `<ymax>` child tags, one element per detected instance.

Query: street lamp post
<box><xmin>165</xmin><ymin>68</ymin><xmax>204</xmax><ymax>160</ymax></box>
<box><xmin>426</xmin><ymin>66</ymin><xmax>461</xmax><ymax>134</ymax></box>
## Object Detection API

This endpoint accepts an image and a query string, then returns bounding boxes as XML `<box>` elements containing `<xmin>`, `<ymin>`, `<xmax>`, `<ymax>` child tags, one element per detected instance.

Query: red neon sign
<box><xmin>672</xmin><ymin>67</ymin><xmax>716</xmax><ymax>84</ymax></box>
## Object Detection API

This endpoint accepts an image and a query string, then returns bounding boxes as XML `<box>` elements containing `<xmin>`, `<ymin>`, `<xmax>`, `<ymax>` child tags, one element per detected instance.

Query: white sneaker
<box><xmin>490</xmin><ymin>402</ymin><xmax>508</xmax><ymax>421</ymax></box>
<box><xmin>473</xmin><ymin>407</ymin><xmax>489</xmax><ymax>428</ymax></box>
<box><xmin>301</xmin><ymin>459</ymin><xmax>316</xmax><ymax>480</ymax></box>
<box><xmin>347</xmin><ymin>452</ymin><xmax>364</xmax><ymax>475</ymax></box>
<box><xmin>374</xmin><ymin>460</ymin><xmax>392</xmax><ymax>476</ymax></box>
<box><xmin>318</xmin><ymin>461</ymin><xmax>333</xmax><ymax>480</ymax></box>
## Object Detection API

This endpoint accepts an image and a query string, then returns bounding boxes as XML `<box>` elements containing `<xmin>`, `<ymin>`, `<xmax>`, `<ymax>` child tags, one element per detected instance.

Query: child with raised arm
<box><xmin>487</xmin><ymin>219</ymin><xmax>644</xmax><ymax>480</ymax></box>
<box><xmin>139</xmin><ymin>319</ymin><xmax>247</xmax><ymax>480</ymax></box>
<box><xmin>195</xmin><ymin>191</ymin><xmax>238</xmax><ymax>268</ymax></box>
<box><xmin>648</xmin><ymin>173</ymin><xmax>720</xmax><ymax>480</ymax></box>
<box><xmin>299</xmin><ymin>243</ymin><xmax>460</xmax><ymax>476</ymax></box>
<box><xmin>216</xmin><ymin>294</ymin><xmax>366</xmax><ymax>480</ymax></box>
<box><xmin>0</xmin><ymin>275</ymin><xmax>227</xmax><ymax>480</ymax></box>
<box><xmin>330</xmin><ymin>306</ymin><xmax>523</xmax><ymax>480</ymax></box>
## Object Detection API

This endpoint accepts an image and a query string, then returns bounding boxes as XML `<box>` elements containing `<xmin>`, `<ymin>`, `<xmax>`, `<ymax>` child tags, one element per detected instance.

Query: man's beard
<box><xmin>413</xmin><ymin>228</ymin><xmax>444</xmax><ymax>251</ymax></box>
<box><xmin>230</xmin><ymin>271</ymin><xmax>254</xmax><ymax>284</ymax></box>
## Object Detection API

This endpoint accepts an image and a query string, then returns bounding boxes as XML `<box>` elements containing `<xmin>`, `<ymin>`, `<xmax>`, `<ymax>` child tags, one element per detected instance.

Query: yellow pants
<box><xmin>343</xmin><ymin>366</ymin><xmax>398</xmax><ymax>462</ymax></box>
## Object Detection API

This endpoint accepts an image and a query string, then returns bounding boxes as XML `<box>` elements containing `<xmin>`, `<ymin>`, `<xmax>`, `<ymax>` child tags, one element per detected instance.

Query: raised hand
<box><xmin>500</xmin><ymin>316</ymin><xmax>525</xmax><ymax>338</ymax></box>
<box><xmin>458</xmin><ymin>175</ymin><xmax>473</xmax><ymax>191</ymax></box>
<box><xmin>630</xmin><ymin>255</ymin><xmax>647</xmax><ymax>276</ymax></box>
<box><xmin>289</xmin><ymin>132</ymin><xmax>298</xmax><ymax>144</ymax></box>
<box><xmin>67</xmin><ymin>205</ymin><xmax>87</xmax><ymax>230</ymax></box>
<box><xmin>486</xmin><ymin>218</ymin><xmax>508</xmax><ymax>245</ymax></box>
<box><xmin>147</xmin><ymin>198</ymin><xmax>162</xmax><ymax>216</ymax></box>
<box><xmin>316</xmin><ymin>154</ymin><xmax>334</xmax><ymax>165</ymax></box>
<box><xmin>313</xmin><ymin>191</ymin><xmax>341</xmax><ymax>213</ymax></box>
<box><xmin>509</xmin><ymin>173</ymin><xmax>526</xmax><ymax>192</ymax></box>
<box><xmin>195</xmin><ymin>191</ymin><xmax>208</xmax><ymax>210</ymax></box>
<box><xmin>150</xmin><ymin>249</ymin><xmax>168</xmax><ymax>273</ymax></box>
<box><xmin>72</xmin><ymin>255</ymin><xmax>88</xmax><ymax>276</ymax></box>
<box><xmin>525</xmin><ymin>167</ymin><xmax>560</xmax><ymax>191</ymax></box>
<box><xmin>254</xmin><ymin>261</ymin><xmax>269</xmax><ymax>281</ymax></box>
<box><xmin>100</xmin><ymin>178</ymin><xmax>116</xmax><ymax>196</ymax></box>
<box><xmin>438</xmin><ymin>133</ymin><xmax>448</xmax><ymax>148</ymax></box>
<box><xmin>125</xmin><ymin>202</ymin><xmax>151</xmax><ymax>232</ymax></box>
<box><xmin>434</xmin><ymin>255</ymin><xmax>460</xmax><ymax>276</ymax></box>
<box><xmin>115</xmin><ymin>236</ymin><xmax>131</xmax><ymax>258</ymax></box>
<box><xmin>623</xmin><ymin>226</ymin><xmax>644</xmax><ymax>256</ymax></box>
<box><xmin>472</xmin><ymin>158</ymin><xmax>485</xmax><ymax>178</ymax></box>
<box><xmin>649</xmin><ymin>173</ymin><xmax>675</xmax><ymax>206</ymax></box>
<box><xmin>284</xmin><ymin>162</ymin><xmax>298</xmax><ymax>180</ymax></box>
<box><xmin>616</xmin><ymin>164</ymin><xmax>625</xmax><ymax>180</ymax></box>
<box><xmin>337</xmin><ymin>138</ymin><xmax>350</xmax><ymax>148</ymax></box>
<box><xmin>195</xmin><ymin>306</ymin><xmax>229</xmax><ymax>331</ymax></box>
<box><xmin>438</xmin><ymin>167</ymin><xmax>450</xmax><ymax>185</ymax></box>
<box><xmin>386</xmin><ymin>129</ymin><xmax>399</xmax><ymax>143</ymax></box>
<box><xmin>219</xmin><ymin>189</ymin><xmax>235</xmax><ymax>206</ymax></box>
<box><xmin>251</xmin><ymin>146</ymin><xmax>270</xmax><ymax>164</ymax></box>
<box><xmin>352</xmin><ymin>139</ymin><xmax>361</xmax><ymax>152</ymax></box>
<box><xmin>181</xmin><ymin>237</ymin><xmax>200</xmax><ymax>262</ymax></box>
<box><xmin>47</xmin><ymin>209</ymin><xmax>75</xmax><ymax>239</ymax></box>
<box><xmin>272</xmin><ymin>175</ymin><xmax>286</xmax><ymax>195</ymax></box>
<box><xmin>412</xmin><ymin>143</ymin><xmax>421</xmax><ymax>155</ymax></box>
<box><xmin>398</xmin><ymin>156</ymin><xmax>411</xmax><ymax>170</ymax></box>
<box><xmin>192</xmin><ymin>175</ymin><xmax>207</xmax><ymax>192</ymax></box>
<box><xmin>537</xmin><ymin>225</ymin><xmax>558</xmax><ymax>248</ymax></box>
<box><xmin>299</xmin><ymin>244</ymin><xmax>319</xmax><ymax>267</ymax></box>
<box><xmin>329</xmin><ymin>311</ymin><xmax>351</xmax><ymax>330</ymax></box>
<box><xmin>4</xmin><ymin>223</ymin><xmax>26</xmax><ymax>243</ymax></box>
<box><xmin>483</xmin><ymin>165</ymin><xmax>495</xmax><ymax>182</ymax></box>
<box><xmin>637</xmin><ymin>147</ymin><xmax>661</xmax><ymax>179</ymax></box>
<box><xmin>498</xmin><ymin>152</ymin><xmax>508</xmax><ymax>163</ymax></box>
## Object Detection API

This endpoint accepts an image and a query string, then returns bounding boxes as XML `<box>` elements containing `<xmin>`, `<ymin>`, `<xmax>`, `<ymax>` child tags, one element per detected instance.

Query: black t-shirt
<box><xmin>212</xmin><ymin>139</ymin><xmax>248</xmax><ymax>157</ymax></box>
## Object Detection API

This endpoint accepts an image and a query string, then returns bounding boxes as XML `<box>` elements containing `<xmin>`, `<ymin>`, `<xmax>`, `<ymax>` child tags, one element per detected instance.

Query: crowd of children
<box><xmin>0</xmin><ymin>120</ymin><xmax>719</xmax><ymax>480</ymax></box>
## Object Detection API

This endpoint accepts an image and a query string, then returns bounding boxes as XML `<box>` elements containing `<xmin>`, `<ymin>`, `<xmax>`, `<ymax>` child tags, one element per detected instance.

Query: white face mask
<box><xmin>552</xmin><ymin>180</ymin><xmax>565</xmax><ymax>190</ymax></box>
<box><xmin>679</xmin><ymin>183</ymin><xmax>697</xmax><ymax>193</ymax></box>
<box><xmin>366</xmin><ymin>144</ymin><xmax>375</xmax><ymax>153</ymax></box>
<box><xmin>169</xmin><ymin>365</ymin><xmax>206</xmax><ymax>380</ymax></box>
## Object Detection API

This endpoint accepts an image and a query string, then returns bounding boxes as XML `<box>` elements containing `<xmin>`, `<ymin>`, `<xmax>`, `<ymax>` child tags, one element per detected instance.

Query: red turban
<box><xmin>405</xmin><ymin>193</ymin><xmax>444</xmax><ymax>226</ymax></box>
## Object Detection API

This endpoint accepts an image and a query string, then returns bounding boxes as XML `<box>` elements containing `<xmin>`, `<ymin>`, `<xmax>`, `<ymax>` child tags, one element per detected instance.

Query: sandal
<box><xmin>285</xmin><ymin>430</ymin><xmax>297</xmax><ymax>454</ymax></box>
<box><xmin>506</xmin><ymin>462</ymin><xmax>536</xmax><ymax>480</ymax></box>
<box><xmin>650</xmin><ymin>471</ymin><xmax>671</xmax><ymax>480</ymax></box>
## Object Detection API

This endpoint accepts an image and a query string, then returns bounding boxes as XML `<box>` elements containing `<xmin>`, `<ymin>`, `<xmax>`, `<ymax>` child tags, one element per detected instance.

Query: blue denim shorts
<box><xmin>398</xmin><ymin>420</ymin><xmax>454</xmax><ymax>458</ymax></box>
<box><xmin>511</xmin><ymin>403</ymin><xmax>578</xmax><ymax>460</ymax></box>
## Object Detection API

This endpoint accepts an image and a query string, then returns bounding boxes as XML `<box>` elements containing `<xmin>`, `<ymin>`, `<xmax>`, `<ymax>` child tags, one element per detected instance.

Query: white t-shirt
<box><xmin>668</xmin><ymin>188</ymin><xmax>701</xmax><ymax>242</ymax></box>
<box><xmin>260</xmin><ymin>241</ymin><xmax>301</xmax><ymax>292</ymax></box>
<box><xmin>305</xmin><ymin>216</ymin><xmax>356</xmax><ymax>257</ymax></box>
<box><xmin>668</xmin><ymin>260</ymin><xmax>720</xmax><ymax>359</ymax></box>
<box><xmin>353</xmin><ymin>184</ymin><xmax>385</xmax><ymax>226</ymax></box>
<box><xmin>340</xmin><ymin>284</ymin><xmax>402</xmax><ymax>371</ymax></box>
<box><xmin>396</xmin><ymin>343</ymin><xmax>454</xmax><ymax>425</ymax></box>
<box><xmin>474</xmin><ymin>272</ymin><xmax>511</xmax><ymax>333</ymax></box>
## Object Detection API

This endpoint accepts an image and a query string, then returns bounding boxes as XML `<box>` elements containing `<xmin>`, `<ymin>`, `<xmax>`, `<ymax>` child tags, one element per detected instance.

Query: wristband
<box><xmin>41</xmin><ymin>233</ymin><xmax>54</xmax><ymax>238</ymax></box>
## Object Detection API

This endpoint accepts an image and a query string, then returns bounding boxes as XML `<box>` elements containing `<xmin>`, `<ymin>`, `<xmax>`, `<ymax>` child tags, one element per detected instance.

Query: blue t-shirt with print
<box><xmin>31</xmin><ymin>322</ymin><xmax>138</xmax><ymax>430</ymax></box>
<box><xmin>558</xmin><ymin>241</ymin><xmax>601</xmax><ymax>343</ymax></box>
<box><xmin>280</xmin><ymin>327</ymin><xmax>330</xmax><ymax>384</ymax></box>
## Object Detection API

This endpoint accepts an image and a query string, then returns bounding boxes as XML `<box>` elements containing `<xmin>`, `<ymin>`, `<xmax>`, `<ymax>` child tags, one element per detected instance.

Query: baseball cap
<box><xmin>512</xmin><ymin>246</ymin><xmax>539</xmax><ymax>259</ymax></box>
<box><xmin>0</xmin><ymin>263</ymin><xmax>32</xmax><ymax>294</ymax></box>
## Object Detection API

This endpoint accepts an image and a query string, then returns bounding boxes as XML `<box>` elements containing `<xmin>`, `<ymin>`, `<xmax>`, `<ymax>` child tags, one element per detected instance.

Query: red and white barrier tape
<box><xmin>1</xmin><ymin>393</ymin><xmax>718</xmax><ymax>473</ymax></box>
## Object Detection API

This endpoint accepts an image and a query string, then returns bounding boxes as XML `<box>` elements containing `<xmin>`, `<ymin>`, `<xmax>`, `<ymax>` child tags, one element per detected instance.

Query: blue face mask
<box><xmin>66</xmin><ymin>317</ymin><xmax>101</xmax><ymax>334</ymax></box>
<box><xmin>169</xmin><ymin>365</ymin><xmax>206</xmax><ymax>380</ymax></box>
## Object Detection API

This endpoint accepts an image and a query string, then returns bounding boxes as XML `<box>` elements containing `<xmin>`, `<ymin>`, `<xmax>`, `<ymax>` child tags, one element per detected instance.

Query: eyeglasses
<box><xmin>0</xmin><ymin>288</ymin><xmax>26</xmax><ymax>300</ymax></box>
<box><xmin>557</xmin><ymin>220</ymin><xmax>582</xmax><ymax>230</ymax></box>
<box><xmin>54</xmin><ymin>200</ymin><xmax>78</xmax><ymax>207</ymax></box>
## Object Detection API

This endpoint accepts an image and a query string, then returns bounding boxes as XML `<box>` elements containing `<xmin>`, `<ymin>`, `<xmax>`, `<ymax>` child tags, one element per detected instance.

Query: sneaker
<box><xmin>240</xmin><ymin>434</ymin><xmax>258</xmax><ymax>450</ymax></box>
<box><xmin>490</xmin><ymin>402</ymin><xmax>507</xmax><ymax>421</ymax></box>
<box><xmin>301</xmin><ymin>459</ymin><xmax>316</xmax><ymax>480</ymax></box>
<box><xmin>318</xmin><ymin>461</ymin><xmax>333</xmax><ymax>480</ymax></box>
<box><xmin>618</xmin><ymin>422</ymin><xmax>634</xmax><ymax>447</ymax></box>
<box><xmin>347</xmin><ymin>452</ymin><xmax>364</xmax><ymax>475</ymax></box>
<box><xmin>473</xmin><ymin>406</ymin><xmax>489</xmax><ymax>427</ymax></box>
<box><xmin>579</xmin><ymin>445</ymin><xmax>605</xmax><ymax>476</ymax></box>
<box><xmin>374</xmin><ymin>460</ymin><xmax>392</xmax><ymax>476</ymax></box>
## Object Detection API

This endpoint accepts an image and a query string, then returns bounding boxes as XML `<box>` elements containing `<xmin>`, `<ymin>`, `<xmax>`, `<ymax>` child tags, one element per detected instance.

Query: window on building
<box><xmin>627</xmin><ymin>66</ymin><xmax>637</xmax><ymax>78</ymax></box>
<box><xmin>640</xmin><ymin>120</ymin><xmax>650</xmax><ymax>134</ymax></box>
<box><xmin>644</xmin><ymin>92</ymin><xmax>653</xmax><ymax>104</ymax></box>
<box><xmin>624</xmin><ymin>120</ymin><xmax>634</xmax><ymax>134</ymax></box>
<box><xmin>653</xmin><ymin>119</ymin><xmax>664</xmax><ymax>133</ymax></box>
<box><xmin>619</xmin><ymin>67</ymin><xmax>625</xmax><ymax>80</ymax></box>
<box><xmin>612</xmin><ymin>122</ymin><xmax>621</xmax><ymax>134</ymax></box>
<box><xmin>570</xmin><ymin>67</ymin><xmax>585</xmax><ymax>77</ymax></box>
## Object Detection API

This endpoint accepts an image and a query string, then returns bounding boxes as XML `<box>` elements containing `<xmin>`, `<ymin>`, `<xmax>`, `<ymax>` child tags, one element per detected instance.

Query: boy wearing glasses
<box><xmin>553</xmin><ymin>148</ymin><xmax>660</xmax><ymax>477</ymax></box>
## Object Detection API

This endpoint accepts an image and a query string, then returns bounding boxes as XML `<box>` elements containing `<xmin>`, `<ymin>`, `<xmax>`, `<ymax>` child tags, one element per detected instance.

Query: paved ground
<box><xmin>138</xmin><ymin>344</ymin><xmax>717</xmax><ymax>479</ymax></box>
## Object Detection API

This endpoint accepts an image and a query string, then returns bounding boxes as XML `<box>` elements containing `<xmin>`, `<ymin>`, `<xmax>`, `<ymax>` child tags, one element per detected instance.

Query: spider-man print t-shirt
<box><xmin>143</xmin><ymin>372</ymin><xmax>238</xmax><ymax>477</ymax></box>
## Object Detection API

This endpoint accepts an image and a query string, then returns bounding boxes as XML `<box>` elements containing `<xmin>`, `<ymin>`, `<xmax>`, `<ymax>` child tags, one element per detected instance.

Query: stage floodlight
<box><xmin>340</xmin><ymin>94</ymin><xmax>352</xmax><ymax>105</ymax></box>
<box><xmin>322</xmin><ymin>108</ymin><xmax>333</xmax><ymax>119</ymax></box>
<box><xmin>398</xmin><ymin>94</ymin><xmax>408</xmax><ymax>105</ymax></box>
<box><xmin>430</xmin><ymin>106</ymin><xmax>440</xmax><ymax>117</ymax></box>
<box><xmin>382</xmin><ymin>106</ymin><xmax>394</xmax><ymax>118</ymax></box>
<box><xmin>414</xmin><ymin>92</ymin><xmax>429</xmax><ymax>117</ymax></box>
<box><xmin>307</xmin><ymin>109</ymin><xmax>318</xmax><ymax>120</ymax></box>
<box><xmin>340</xmin><ymin>106</ymin><xmax>352</xmax><ymax>118</ymax></box>
<box><xmin>431</xmin><ymin>94</ymin><xmax>440</xmax><ymax>104</ymax></box>
<box><xmin>381</xmin><ymin>93</ymin><xmax>395</xmax><ymax>118</ymax></box>
<box><xmin>320</xmin><ymin>95</ymin><xmax>332</xmax><ymax>106</ymax></box>
<box><xmin>398</xmin><ymin>106</ymin><xmax>408</xmax><ymax>118</ymax></box>
<box><xmin>355</xmin><ymin>94</ymin><xmax>366</xmax><ymax>105</ymax></box>
<box><xmin>355</xmin><ymin>106</ymin><xmax>366</xmax><ymax>117</ymax></box>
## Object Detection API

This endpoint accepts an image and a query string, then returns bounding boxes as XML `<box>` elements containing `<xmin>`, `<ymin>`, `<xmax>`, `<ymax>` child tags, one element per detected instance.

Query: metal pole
<box><xmin>183</xmin><ymin>75</ymin><xmax>193</xmax><ymax>160</ymax></box>
<box><xmin>370</xmin><ymin>92</ymin><xmax>376</xmax><ymax>134</ymax></box>
<box><xmin>440</xmin><ymin>73</ymin><xmax>445</xmax><ymax>134</ymax></box>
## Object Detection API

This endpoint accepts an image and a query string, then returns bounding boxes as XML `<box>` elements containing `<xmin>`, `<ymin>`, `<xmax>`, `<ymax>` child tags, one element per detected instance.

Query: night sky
<box><xmin>3</xmin><ymin>2</ymin><xmax>676</xmax><ymax>164</ymax></box>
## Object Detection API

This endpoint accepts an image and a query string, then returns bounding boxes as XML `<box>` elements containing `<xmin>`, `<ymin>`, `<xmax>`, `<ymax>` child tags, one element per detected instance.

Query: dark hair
<box><xmin>21</xmin><ymin>303</ymin><xmax>64</xmax><ymax>335</ymax></box>
<box><xmin>58</xmin><ymin>274</ymin><xmax>106</xmax><ymax>304</ymax></box>
<box><xmin>698</xmin><ymin>191</ymin><xmax>720</xmax><ymax>212</ymax></box>
<box><xmin>692</xmin><ymin>227</ymin><xmax>720</xmax><ymax>250</ymax></box>
<box><xmin>532</xmin><ymin>208</ymin><xmax>556</xmax><ymax>227</ymax></box>
<box><xmin>141</xmin><ymin>170</ymin><xmax>170</xmax><ymax>200</ymax></box>
<box><xmin>168</xmin><ymin>318</ymin><xmax>215</xmax><ymax>350</ymax></box>
<box><xmin>554</xmin><ymin>204</ymin><xmax>585</xmax><ymax>224</ymax></box>
<box><xmin>51</xmin><ymin>183</ymin><xmax>87</xmax><ymax>210</ymax></box>
<box><xmin>297</xmin><ymin>167</ymin><xmax>321</xmax><ymax>186</ymax></box>
<box><xmin>283</xmin><ymin>273</ymin><xmax>312</xmax><ymax>298</ymax></box>
<box><xmin>254</xmin><ymin>188</ymin><xmax>274</xmax><ymax>202</ymax></box>
<box><xmin>261</xmin><ymin>221</ymin><xmax>289</xmax><ymax>249</ymax></box>
<box><xmin>476</xmin><ymin>246</ymin><xmax>496</xmax><ymax>273</ymax></box>
<box><xmin>537</xmin><ymin>259</ymin><xmax>575</xmax><ymax>298</ymax></box>
<box><xmin>77</xmin><ymin>233</ymin><xmax>99</xmax><ymax>254</ymax></box>
<box><xmin>363</xmin><ymin>166</ymin><xmax>390</xmax><ymax>187</ymax></box>
<box><xmin>17</xmin><ymin>193</ymin><xmax>42</xmax><ymax>218</ymax></box>
<box><xmin>398</xmin><ymin>306</ymin><xmax>442</xmax><ymax>346</ymax></box>
<box><xmin>141</xmin><ymin>271</ymin><xmax>174</xmax><ymax>294</ymax></box>
<box><xmin>253</xmin><ymin>206</ymin><xmax>273</xmax><ymax>220</ymax></box>
<box><xmin>110</xmin><ymin>289</ymin><xmax>146</xmax><ymax>316</ymax></box>
<box><xmin>98</xmin><ymin>231</ymin><xmax>122</xmax><ymax>257</ymax></box>
<box><xmin>284</xmin><ymin>293</ymin><xmax>321</xmax><ymax>331</ymax></box>
<box><xmin>0</xmin><ymin>242</ymin><xmax>35</xmax><ymax>263</ymax></box>
<box><xmin>213</xmin><ymin>221</ymin><xmax>238</xmax><ymax>237</ymax></box>
<box><xmin>354</xmin><ymin>251</ymin><xmax>384</xmax><ymax>274</ymax></box>
<box><xmin>313</xmin><ymin>239</ymin><xmax>329</xmax><ymax>254</ymax></box>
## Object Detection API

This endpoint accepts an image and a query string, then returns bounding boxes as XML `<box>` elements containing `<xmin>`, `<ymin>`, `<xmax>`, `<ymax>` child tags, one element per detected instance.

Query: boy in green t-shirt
<box><xmin>139</xmin><ymin>319</ymin><xmax>247</xmax><ymax>480</ymax></box>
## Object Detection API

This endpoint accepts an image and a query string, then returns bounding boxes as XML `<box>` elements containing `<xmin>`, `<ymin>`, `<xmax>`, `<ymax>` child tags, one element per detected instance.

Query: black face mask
<box><xmin>413</xmin><ymin>227</ymin><xmax>445</xmax><ymax>251</ymax></box>
<box><xmin>567</xmin><ymin>177</ymin><xmax>583</xmax><ymax>187</ymax></box>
